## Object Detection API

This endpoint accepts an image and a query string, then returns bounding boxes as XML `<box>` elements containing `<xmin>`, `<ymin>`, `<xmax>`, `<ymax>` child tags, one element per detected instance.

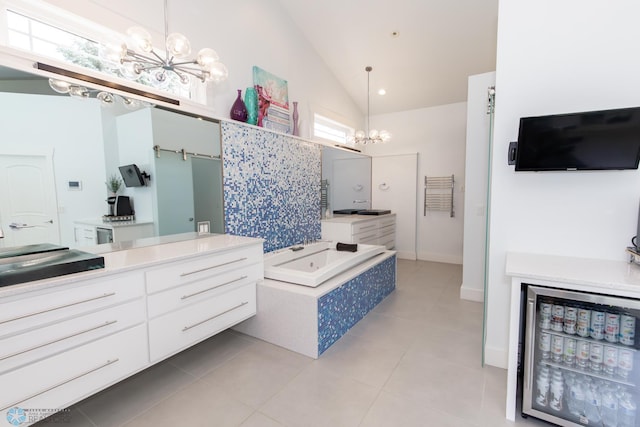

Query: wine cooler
<box><xmin>522</xmin><ymin>285</ymin><xmax>640</xmax><ymax>427</ymax></box>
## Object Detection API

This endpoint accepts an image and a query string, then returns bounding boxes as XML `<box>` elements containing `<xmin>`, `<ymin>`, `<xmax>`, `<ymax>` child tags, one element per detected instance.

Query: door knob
<box><xmin>189</xmin><ymin>218</ymin><xmax>194</xmax><ymax>222</ymax></box>
<box><xmin>45</xmin><ymin>219</ymin><xmax>53</xmax><ymax>224</ymax></box>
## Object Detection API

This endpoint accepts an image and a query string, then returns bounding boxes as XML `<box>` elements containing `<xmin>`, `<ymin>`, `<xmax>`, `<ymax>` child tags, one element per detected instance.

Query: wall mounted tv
<box><xmin>118</xmin><ymin>164</ymin><xmax>146</xmax><ymax>187</ymax></box>
<box><xmin>515</xmin><ymin>106</ymin><xmax>640</xmax><ymax>171</ymax></box>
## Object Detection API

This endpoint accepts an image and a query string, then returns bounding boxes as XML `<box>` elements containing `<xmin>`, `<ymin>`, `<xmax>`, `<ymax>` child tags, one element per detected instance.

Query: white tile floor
<box><xmin>36</xmin><ymin>260</ymin><xmax>549</xmax><ymax>427</ymax></box>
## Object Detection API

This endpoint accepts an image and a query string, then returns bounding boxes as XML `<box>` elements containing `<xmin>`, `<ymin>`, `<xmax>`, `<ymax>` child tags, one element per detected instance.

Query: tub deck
<box><xmin>234</xmin><ymin>250</ymin><xmax>396</xmax><ymax>358</ymax></box>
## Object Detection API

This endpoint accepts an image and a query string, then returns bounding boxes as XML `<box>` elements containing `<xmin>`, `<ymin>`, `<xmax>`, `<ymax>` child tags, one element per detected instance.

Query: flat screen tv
<box><xmin>118</xmin><ymin>164</ymin><xmax>145</xmax><ymax>187</ymax></box>
<box><xmin>515</xmin><ymin>107</ymin><xmax>640</xmax><ymax>171</ymax></box>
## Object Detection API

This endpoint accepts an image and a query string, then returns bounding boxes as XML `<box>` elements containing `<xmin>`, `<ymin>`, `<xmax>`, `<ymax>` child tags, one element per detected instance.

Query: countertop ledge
<box><xmin>0</xmin><ymin>233</ymin><xmax>263</xmax><ymax>298</ymax></box>
<box><xmin>506</xmin><ymin>251</ymin><xmax>640</xmax><ymax>294</ymax></box>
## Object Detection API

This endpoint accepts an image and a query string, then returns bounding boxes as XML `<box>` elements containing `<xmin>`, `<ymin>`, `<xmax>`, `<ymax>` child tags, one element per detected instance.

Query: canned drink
<box><xmin>576</xmin><ymin>340</ymin><xmax>590</xmax><ymax>369</ymax></box>
<box><xmin>618</xmin><ymin>348</ymin><xmax>634</xmax><ymax>379</ymax></box>
<box><xmin>605</xmin><ymin>313</ymin><xmax>620</xmax><ymax>343</ymax></box>
<box><xmin>552</xmin><ymin>335</ymin><xmax>564</xmax><ymax>363</ymax></box>
<box><xmin>590</xmin><ymin>342</ymin><xmax>604</xmax><ymax>373</ymax></box>
<box><xmin>564</xmin><ymin>306</ymin><xmax>578</xmax><ymax>335</ymax></box>
<box><xmin>604</xmin><ymin>346</ymin><xmax>618</xmax><ymax>376</ymax></box>
<box><xmin>539</xmin><ymin>302</ymin><xmax>552</xmax><ymax>330</ymax></box>
<box><xmin>564</xmin><ymin>337</ymin><xmax>577</xmax><ymax>366</ymax></box>
<box><xmin>539</xmin><ymin>332</ymin><xmax>551</xmax><ymax>360</ymax></box>
<box><xmin>577</xmin><ymin>308</ymin><xmax>591</xmax><ymax>337</ymax></box>
<box><xmin>551</xmin><ymin>305</ymin><xmax>565</xmax><ymax>332</ymax></box>
<box><xmin>620</xmin><ymin>315</ymin><xmax>636</xmax><ymax>346</ymax></box>
<box><xmin>591</xmin><ymin>311</ymin><xmax>605</xmax><ymax>340</ymax></box>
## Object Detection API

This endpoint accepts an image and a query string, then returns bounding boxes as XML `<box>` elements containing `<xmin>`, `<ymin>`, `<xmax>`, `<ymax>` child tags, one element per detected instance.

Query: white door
<box><xmin>0</xmin><ymin>153</ymin><xmax>60</xmax><ymax>248</ymax></box>
<box><xmin>372</xmin><ymin>154</ymin><xmax>418</xmax><ymax>260</ymax></box>
<box><xmin>332</xmin><ymin>158</ymin><xmax>372</xmax><ymax>211</ymax></box>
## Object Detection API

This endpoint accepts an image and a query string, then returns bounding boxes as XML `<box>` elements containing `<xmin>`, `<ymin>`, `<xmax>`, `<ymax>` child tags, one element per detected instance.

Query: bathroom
<box><xmin>1</xmin><ymin>1</ymin><xmax>639</xmax><ymax>426</ymax></box>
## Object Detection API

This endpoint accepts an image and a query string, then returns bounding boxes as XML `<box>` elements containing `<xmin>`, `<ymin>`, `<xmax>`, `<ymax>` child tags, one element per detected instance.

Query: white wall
<box><xmin>41</xmin><ymin>0</ymin><xmax>364</xmax><ymax>135</ymax></box>
<box><xmin>364</xmin><ymin>103</ymin><xmax>467</xmax><ymax>264</ymax></box>
<box><xmin>461</xmin><ymin>72</ymin><xmax>495</xmax><ymax>302</ymax></box>
<box><xmin>485</xmin><ymin>0</ymin><xmax>640</xmax><ymax>368</ymax></box>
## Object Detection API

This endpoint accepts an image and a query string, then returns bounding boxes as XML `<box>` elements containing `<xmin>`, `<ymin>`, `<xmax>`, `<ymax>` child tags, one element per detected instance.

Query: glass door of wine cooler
<box><xmin>523</xmin><ymin>285</ymin><xmax>640</xmax><ymax>427</ymax></box>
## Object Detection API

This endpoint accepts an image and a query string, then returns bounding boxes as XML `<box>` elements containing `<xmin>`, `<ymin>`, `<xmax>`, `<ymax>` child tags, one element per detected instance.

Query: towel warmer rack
<box><xmin>424</xmin><ymin>175</ymin><xmax>455</xmax><ymax>217</ymax></box>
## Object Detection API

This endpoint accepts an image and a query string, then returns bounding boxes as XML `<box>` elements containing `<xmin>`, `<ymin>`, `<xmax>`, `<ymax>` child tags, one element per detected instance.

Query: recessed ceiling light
<box><xmin>391</xmin><ymin>31</ymin><xmax>399</xmax><ymax>38</ymax></box>
<box><xmin>378</xmin><ymin>89</ymin><xmax>386</xmax><ymax>96</ymax></box>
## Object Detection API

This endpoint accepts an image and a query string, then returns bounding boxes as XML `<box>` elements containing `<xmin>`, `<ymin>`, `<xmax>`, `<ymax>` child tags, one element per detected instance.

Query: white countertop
<box><xmin>75</xmin><ymin>218</ymin><xmax>154</xmax><ymax>228</ymax></box>
<box><xmin>321</xmin><ymin>213</ymin><xmax>396</xmax><ymax>224</ymax></box>
<box><xmin>0</xmin><ymin>233</ymin><xmax>263</xmax><ymax>298</ymax></box>
<box><xmin>506</xmin><ymin>251</ymin><xmax>640</xmax><ymax>295</ymax></box>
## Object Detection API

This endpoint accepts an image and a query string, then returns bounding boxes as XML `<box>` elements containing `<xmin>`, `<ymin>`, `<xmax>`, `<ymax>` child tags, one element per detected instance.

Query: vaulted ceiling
<box><xmin>277</xmin><ymin>0</ymin><xmax>498</xmax><ymax>115</ymax></box>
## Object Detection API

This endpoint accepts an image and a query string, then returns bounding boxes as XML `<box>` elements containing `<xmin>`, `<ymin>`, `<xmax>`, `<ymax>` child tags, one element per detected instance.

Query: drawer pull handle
<box><xmin>179</xmin><ymin>258</ymin><xmax>248</xmax><ymax>277</ymax></box>
<box><xmin>181</xmin><ymin>276</ymin><xmax>248</xmax><ymax>300</ymax></box>
<box><xmin>182</xmin><ymin>301</ymin><xmax>249</xmax><ymax>332</ymax></box>
<box><xmin>0</xmin><ymin>358</ymin><xmax>119</xmax><ymax>411</ymax></box>
<box><xmin>0</xmin><ymin>293</ymin><xmax>116</xmax><ymax>325</ymax></box>
<box><xmin>359</xmin><ymin>234</ymin><xmax>377</xmax><ymax>240</ymax></box>
<box><xmin>0</xmin><ymin>320</ymin><xmax>118</xmax><ymax>361</ymax></box>
<box><xmin>358</xmin><ymin>225</ymin><xmax>376</xmax><ymax>230</ymax></box>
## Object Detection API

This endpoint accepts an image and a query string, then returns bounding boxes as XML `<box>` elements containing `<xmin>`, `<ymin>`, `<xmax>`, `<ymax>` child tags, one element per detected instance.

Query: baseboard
<box><xmin>459</xmin><ymin>284</ymin><xmax>484</xmax><ymax>302</ymax></box>
<box><xmin>417</xmin><ymin>252</ymin><xmax>463</xmax><ymax>265</ymax></box>
<box><xmin>484</xmin><ymin>344</ymin><xmax>508</xmax><ymax>369</ymax></box>
<box><xmin>395</xmin><ymin>251</ymin><xmax>417</xmax><ymax>260</ymax></box>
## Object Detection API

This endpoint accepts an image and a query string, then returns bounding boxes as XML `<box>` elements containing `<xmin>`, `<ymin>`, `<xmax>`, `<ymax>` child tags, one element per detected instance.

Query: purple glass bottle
<box><xmin>230</xmin><ymin>89</ymin><xmax>248</xmax><ymax>122</ymax></box>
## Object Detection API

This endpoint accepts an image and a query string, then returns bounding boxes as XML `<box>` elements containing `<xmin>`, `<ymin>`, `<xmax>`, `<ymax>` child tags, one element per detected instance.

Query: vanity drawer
<box><xmin>378</xmin><ymin>232</ymin><xmax>396</xmax><ymax>249</ymax></box>
<box><xmin>378</xmin><ymin>216</ymin><xmax>396</xmax><ymax>228</ymax></box>
<box><xmin>353</xmin><ymin>231</ymin><xmax>379</xmax><ymax>244</ymax></box>
<box><xmin>148</xmin><ymin>282</ymin><xmax>256</xmax><ymax>362</ymax></box>
<box><xmin>0</xmin><ymin>324</ymin><xmax>148</xmax><ymax>418</ymax></box>
<box><xmin>0</xmin><ymin>298</ymin><xmax>145</xmax><ymax>374</ymax></box>
<box><xmin>0</xmin><ymin>272</ymin><xmax>145</xmax><ymax>337</ymax></box>
<box><xmin>352</xmin><ymin>221</ymin><xmax>378</xmax><ymax>235</ymax></box>
<box><xmin>145</xmin><ymin>245</ymin><xmax>262</xmax><ymax>294</ymax></box>
<box><xmin>147</xmin><ymin>265</ymin><xmax>261</xmax><ymax>318</ymax></box>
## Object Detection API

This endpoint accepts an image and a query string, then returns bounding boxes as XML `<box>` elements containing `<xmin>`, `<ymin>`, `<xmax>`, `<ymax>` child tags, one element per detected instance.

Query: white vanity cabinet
<box><xmin>0</xmin><ymin>271</ymin><xmax>148</xmax><ymax>416</ymax></box>
<box><xmin>0</xmin><ymin>233</ymin><xmax>263</xmax><ymax>426</ymax></box>
<box><xmin>74</xmin><ymin>219</ymin><xmax>154</xmax><ymax>246</ymax></box>
<box><xmin>321</xmin><ymin>214</ymin><xmax>396</xmax><ymax>249</ymax></box>
<box><xmin>145</xmin><ymin>244</ymin><xmax>262</xmax><ymax>362</ymax></box>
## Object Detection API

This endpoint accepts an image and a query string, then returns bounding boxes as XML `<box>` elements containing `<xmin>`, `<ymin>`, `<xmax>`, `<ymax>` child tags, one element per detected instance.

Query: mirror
<box><xmin>0</xmin><ymin>64</ymin><xmax>224</xmax><ymax>250</ymax></box>
<box><xmin>321</xmin><ymin>146</ymin><xmax>372</xmax><ymax>216</ymax></box>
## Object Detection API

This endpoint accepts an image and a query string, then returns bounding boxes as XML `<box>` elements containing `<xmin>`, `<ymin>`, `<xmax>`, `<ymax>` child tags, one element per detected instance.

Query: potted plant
<box><xmin>106</xmin><ymin>174</ymin><xmax>123</xmax><ymax>196</ymax></box>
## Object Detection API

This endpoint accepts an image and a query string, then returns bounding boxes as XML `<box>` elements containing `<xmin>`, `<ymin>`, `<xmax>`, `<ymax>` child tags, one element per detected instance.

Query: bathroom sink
<box><xmin>0</xmin><ymin>248</ymin><xmax>105</xmax><ymax>287</ymax></box>
<box><xmin>0</xmin><ymin>243</ymin><xmax>69</xmax><ymax>259</ymax></box>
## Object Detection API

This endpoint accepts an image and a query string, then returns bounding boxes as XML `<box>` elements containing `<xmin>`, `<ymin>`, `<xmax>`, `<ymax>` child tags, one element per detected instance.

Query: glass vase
<box><xmin>244</xmin><ymin>87</ymin><xmax>258</xmax><ymax>125</ymax></box>
<box><xmin>230</xmin><ymin>89</ymin><xmax>248</xmax><ymax>122</ymax></box>
<box><xmin>292</xmin><ymin>101</ymin><xmax>300</xmax><ymax>136</ymax></box>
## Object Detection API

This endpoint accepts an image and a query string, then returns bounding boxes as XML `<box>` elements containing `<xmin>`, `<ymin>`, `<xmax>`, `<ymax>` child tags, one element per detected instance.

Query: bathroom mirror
<box><xmin>0</xmin><ymin>62</ymin><xmax>224</xmax><ymax>250</ymax></box>
<box><xmin>321</xmin><ymin>146</ymin><xmax>372</xmax><ymax>214</ymax></box>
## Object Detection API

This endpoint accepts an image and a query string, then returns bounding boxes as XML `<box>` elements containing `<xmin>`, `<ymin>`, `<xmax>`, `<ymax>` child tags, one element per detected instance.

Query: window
<box><xmin>4</xmin><ymin>9</ymin><xmax>196</xmax><ymax>101</ymax></box>
<box><xmin>313</xmin><ymin>113</ymin><xmax>354</xmax><ymax>145</ymax></box>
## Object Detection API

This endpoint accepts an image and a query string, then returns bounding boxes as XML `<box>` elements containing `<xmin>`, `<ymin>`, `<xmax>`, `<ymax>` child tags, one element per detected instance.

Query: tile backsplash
<box><xmin>222</xmin><ymin>122</ymin><xmax>321</xmax><ymax>252</ymax></box>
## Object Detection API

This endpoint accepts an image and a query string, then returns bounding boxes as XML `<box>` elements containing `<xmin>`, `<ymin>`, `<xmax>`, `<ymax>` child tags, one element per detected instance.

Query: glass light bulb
<box><xmin>196</xmin><ymin>48</ymin><xmax>219</xmax><ymax>69</ymax></box>
<box><xmin>68</xmin><ymin>86</ymin><xmax>90</xmax><ymax>99</ymax></box>
<box><xmin>100</xmin><ymin>38</ymin><xmax>127</xmax><ymax>64</ymax></box>
<box><xmin>166</xmin><ymin>32</ymin><xmax>191</xmax><ymax>58</ymax></box>
<box><xmin>97</xmin><ymin>91</ymin><xmax>115</xmax><ymax>106</ymax></box>
<box><xmin>355</xmin><ymin>130</ymin><xmax>366</xmax><ymax>139</ymax></box>
<box><xmin>379</xmin><ymin>130</ymin><xmax>391</xmax><ymax>142</ymax></box>
<box><xmin>48</xmin><ymin>79</ymin><xmax>71</xmax><ymax>94</ymax></box>
<box><xmin>120</xmin><ymin>62</ymin><xmax>142</xmax><ymax>80</ymax></box>
<box><xmin>369</xmin><ymin>129</ymin><xmax>379</xmax><ymax>139</ymax></box>
<box><xmin>122</xmin><ymin>97</ymin><xmax>141</xmax><ymax>110</ymax></box>
<box><xmin>127</xmin><ymin>26</ymin><xmax>153</xmax><ymax>53</ymax></box>
<box><xmin>205</xmin><ymin>62</ymin><xmax>228</xmax><ymax>82</ymax></box>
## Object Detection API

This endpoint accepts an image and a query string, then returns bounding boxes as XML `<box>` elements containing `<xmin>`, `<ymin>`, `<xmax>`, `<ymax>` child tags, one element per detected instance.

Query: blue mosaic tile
<box><xmin>221</xmin><ymin>122</ymin><xmax>322</xmax><ymax>252</ymax></box>
<box><xmin>317</xmin><ymin>255</ymin><xmax>396</xmax><ymax>355</ymax></box>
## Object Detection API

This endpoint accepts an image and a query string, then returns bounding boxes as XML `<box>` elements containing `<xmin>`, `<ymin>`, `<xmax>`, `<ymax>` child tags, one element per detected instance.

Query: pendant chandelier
<box><xmin>102</xmin><ymin>0</ymin><xmax>228</xmax><ymax>85</ymax></box>
<box><xmin>348</xmin><ymin>66</ymin><xmax>391</xmax><ymax>145</ymax></box>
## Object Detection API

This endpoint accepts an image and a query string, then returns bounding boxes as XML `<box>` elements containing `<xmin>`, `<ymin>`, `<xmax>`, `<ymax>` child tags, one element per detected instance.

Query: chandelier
<box><xmin>348</xmin><ymin>66</ymin><xmax>391</xmax><ymax>144</ymax></box>
<box><xmin>102</xmin><ymin>0</ymin><xmax>228</xmax><ymax>85</ymax></box>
